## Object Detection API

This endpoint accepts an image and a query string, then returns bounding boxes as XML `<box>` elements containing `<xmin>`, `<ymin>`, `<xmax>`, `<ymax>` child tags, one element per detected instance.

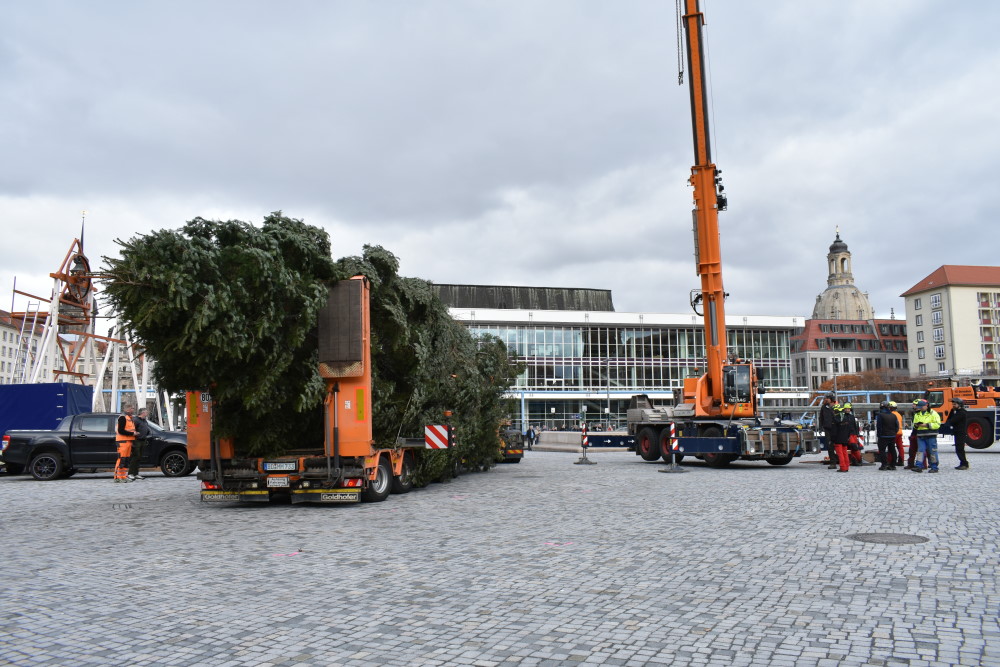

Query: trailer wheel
<box><xmin>658</xmin><ymin>429</ymin><xmax>682</xmax><ymax>464</ymax></box>
<box><xmin>766</xmin><ymin>456</ymin><xmax>794</xmax><ymax>466</ymax></box>
<box><xmin>637</xmin><ymin>427</ymin><xmax>661</xmax><ymax>461</ymax></box>
<box><xmin>391</xmin><ymin>452</ymin><xmax>414</xmax><ymax>494</ymax></box>
<box><xmin>965</xmin><ymin>416</ymin><xmax>993</xmax><ymax>449</ymax></box>
<box><xmin>361</xmin><ymin>456</ymin><xmax>392</xmax><ymax>502</ymax></box>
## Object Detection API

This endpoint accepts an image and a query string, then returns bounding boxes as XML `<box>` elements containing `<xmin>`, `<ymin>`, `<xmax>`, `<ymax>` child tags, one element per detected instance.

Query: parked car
<box><xmin>1</xmin><ymin>412</ymin><xmax>192</xmax><ymax>481</ymax></box>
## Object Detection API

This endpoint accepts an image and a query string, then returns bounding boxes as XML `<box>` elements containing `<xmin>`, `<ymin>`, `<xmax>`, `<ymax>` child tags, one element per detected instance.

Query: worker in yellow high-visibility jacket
<box><xmin>911</xmin><ymin>399</ymin><xmax>941</xmax><ymax>473</ymax></box>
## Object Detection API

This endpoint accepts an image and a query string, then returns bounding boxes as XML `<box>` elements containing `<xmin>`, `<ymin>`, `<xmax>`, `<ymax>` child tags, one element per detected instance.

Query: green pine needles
<box><xmin>101</xmin><ymin>213</ymin><xmax>521</xmax><ymax>479</ymax></box>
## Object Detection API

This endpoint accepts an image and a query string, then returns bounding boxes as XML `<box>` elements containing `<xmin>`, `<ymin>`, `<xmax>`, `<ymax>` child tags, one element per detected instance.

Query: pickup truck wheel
<box><xmin>160</xmin><ymin>450</ymin><xmax>192</xmax><ymax>477</ymax></box>
<box><xmin>766</xmin><ymin>456</ymin><xmax>794</xmax><ymax>466</ymax></box>
<box><xmin>361</xmin><ymin>457</ymin><xmax>392</xmax><ymax>502</ymax></box>
<box><xmin>637</xmin><ymin>427</ymin><xmax>661</xmax><ymax>461</ymax></box>
<box><xmin>391</xmin><ymin>453</ymin><xmax>414</xmax><ymax>494</ymax></box>
<box><xmin>965</xmin><ymin>416</ymin><xmax>993</xmax><ymax>449</ymax></box>
<box><xmin>29</xmin><ymin>453</ymin><xmax>64</xmax><ymax>481</ymax></box>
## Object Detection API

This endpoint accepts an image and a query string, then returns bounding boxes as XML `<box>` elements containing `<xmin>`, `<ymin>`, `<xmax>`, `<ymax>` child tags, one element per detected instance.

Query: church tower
<box><xmin>811</xmin><ymin>230</ymin><xmax>874</xmax><ymax>320</ymax></box>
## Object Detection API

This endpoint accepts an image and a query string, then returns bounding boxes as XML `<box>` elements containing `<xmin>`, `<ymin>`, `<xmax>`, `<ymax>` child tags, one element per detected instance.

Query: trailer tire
<box><xmin>391</xmin><ymin>452</ymin><xmax>414</xmax><ymax>494</ymax></box>
<box><xmin>965</xmin><ymin>416</ymin><xmax>993</xmax><ymax>449</ymax></box>
<box><xmin>766</xmin><ymin>456</ymin><xmax>794</xmax><ymax>466</ymax></box>
<box><xmin>637</xmin><ymin>427</ymin><xmax>661</xmax><ymax>461</ymax></box>
<box><xmin>361</xmin><ymin>456</ymin><xmax>392</xmax><ymax>503</ymax></box>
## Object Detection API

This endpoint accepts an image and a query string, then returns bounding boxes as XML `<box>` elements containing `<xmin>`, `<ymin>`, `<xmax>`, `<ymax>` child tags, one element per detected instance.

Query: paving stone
<box><xmin>1</xmin><ymin>446</ymin><xmax>998</xmax><ymax>665</ymax></box>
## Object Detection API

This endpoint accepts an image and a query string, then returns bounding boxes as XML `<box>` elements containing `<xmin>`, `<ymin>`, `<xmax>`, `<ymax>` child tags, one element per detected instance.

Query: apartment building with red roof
<box><xmin>901</xmin><ymin>265</ymin><xmax>1000</xmax><ymax>383</ymax></box>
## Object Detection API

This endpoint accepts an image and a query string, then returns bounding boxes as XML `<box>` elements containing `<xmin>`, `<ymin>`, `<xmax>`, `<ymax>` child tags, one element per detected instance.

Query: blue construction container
<box><xmin>0</xmin><ymin>383</ymin><xmax>94</xmax><ymax>436</ymax></box>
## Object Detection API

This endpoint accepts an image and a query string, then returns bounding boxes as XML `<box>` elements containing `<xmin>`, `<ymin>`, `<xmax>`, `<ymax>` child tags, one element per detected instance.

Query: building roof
<box><xmin>450</xmin><ymin>307</ymin><xmax>805</xmax><ymax>329</ymax></box>
<box><xmin>432</xmin><ymin>284</ymin><xmax>614</xmax><ymax>311</ymax></box>
<box><xmin>901</xmin><ymin>265</ymin><xmax>1000</xmax><ymax>297</ymax></box>
<box><xmin>790</xmin><ymin>318</ymin><xmax>908</xmax><ymax>352</ymax></box>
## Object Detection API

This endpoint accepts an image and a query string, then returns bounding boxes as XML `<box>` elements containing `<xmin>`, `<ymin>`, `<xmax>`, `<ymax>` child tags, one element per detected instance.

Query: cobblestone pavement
<box><xmin>2</xmin><ymin>443</ymin><xmax>998</xmax><ymax>666</ymax></box>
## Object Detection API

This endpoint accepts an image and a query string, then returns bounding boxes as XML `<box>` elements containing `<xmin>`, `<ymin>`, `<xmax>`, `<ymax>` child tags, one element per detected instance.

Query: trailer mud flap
<box><xmin>201</xmin><ymin>489</ymin><xmax>270</xmax><ymax>502</ymax></box>
<box><xmin>290</xmin><ymin>489</ymin><xmax>360</xmax><ymax>504</ymax></box>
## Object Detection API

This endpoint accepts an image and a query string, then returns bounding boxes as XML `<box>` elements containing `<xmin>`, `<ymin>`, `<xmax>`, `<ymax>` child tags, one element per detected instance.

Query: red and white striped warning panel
<box><xmin>425</xmin><ymin>425</ymin><xmax>450</xmax><ymax>449</ymax></box>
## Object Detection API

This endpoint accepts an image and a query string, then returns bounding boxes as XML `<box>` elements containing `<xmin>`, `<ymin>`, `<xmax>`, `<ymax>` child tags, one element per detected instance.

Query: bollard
<box><xmin>574</xmin><ymin>421</ymin><xmax>596</xmax><ymax>465</ymax></box>
<box><xmin>659</xmin><ymin>422</ymin><xmax>687</xmax><ymax>474</ymax></box>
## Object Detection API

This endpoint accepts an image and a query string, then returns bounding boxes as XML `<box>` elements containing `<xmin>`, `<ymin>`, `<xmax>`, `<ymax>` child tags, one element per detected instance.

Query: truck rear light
<box><xmin>342</xmin><ymin>478</ymin><xmax>362</xmax><ymax>488</ymax></box>
<box><xmin>201</xmin><ymin>481</ymin><xmax>221</xmax><ymax>490</ymax></box>
<box><xmin>1</xmin><ymin>435</ymin><xmax>8</xmax><ymax>452</ymax></box>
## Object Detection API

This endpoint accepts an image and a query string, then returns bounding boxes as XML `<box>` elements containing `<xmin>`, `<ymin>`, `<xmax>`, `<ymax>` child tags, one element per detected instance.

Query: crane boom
<box><xmin>626</xmin><ymin>1</ymin><xmax>821</xmax><ymax>467</ymax></box>
<box><xmin>680</xmin><ymin>0</ymin><xmax>753</xmax><ymax>419</ymax></box>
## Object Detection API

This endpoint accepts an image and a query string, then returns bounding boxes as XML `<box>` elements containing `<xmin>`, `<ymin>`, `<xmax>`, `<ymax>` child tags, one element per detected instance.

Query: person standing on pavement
<box><xmin>819</xmin><ymin>394</ymin><xmax>837</xmax><ymax>470</ymax></box>
<box><xmin>875</xmin><ymin>402</ymin><xmax>899</xmax><ymax>470</ymax></box>
<box><xmin>128</xmin><ymin>407</ymin><xmax>151</xmax><ymax>481</ymax></box>
<box><xmin>911</xmin><ymin>399</ymin><xmax>942</xmax><ymax>473</ymax></box>
<box><xmin>946</xmin><ymin>398</ymin><xmax>970</xmax><ymax>470</ymax></box>
<box><xmin>114</xmin><ymin>405</ymin><xmax>136</xmax><ymax>483</ymax></box>
<box><xmin>829</xmin><ymin>403</ymin><xmax>855</xmax><ymax>472</ymax></box>
<box><xmin>842</xmin><ymin>402</ymin><xmax>864</xmax><ymax>466</ymax></box>
<box><xmin>889</xmin><ymin>401</ymin><xmax>905</xmax><ymax>470</ymax></box>
<box><xmin>905</xmin><ymin>399</ymin><xmax>921</xmax><ymax>469</ymax></box>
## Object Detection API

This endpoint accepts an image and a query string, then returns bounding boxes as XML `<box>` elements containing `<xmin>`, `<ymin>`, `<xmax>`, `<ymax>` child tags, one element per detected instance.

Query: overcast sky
<box><xmin>2</xmin><ymin>0</ymin><xmax>998</xmax><ymax>327</ymax></box>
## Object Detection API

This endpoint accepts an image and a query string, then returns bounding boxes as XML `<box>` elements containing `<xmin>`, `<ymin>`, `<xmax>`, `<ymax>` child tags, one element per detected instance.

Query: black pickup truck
<box><xmin>1</xmin><ymin>413</ymin><xmax>191</xmax><ymax>481</ymax></box>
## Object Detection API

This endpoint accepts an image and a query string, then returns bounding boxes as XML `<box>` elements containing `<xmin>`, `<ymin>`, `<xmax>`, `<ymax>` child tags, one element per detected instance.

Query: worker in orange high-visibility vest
<box><xmin>114</xmin><ymin>405</ymin><xmax>137</xmax><ymax>483</ymax></box>
<box><xmin>889</xmin><ymin>401</ymin><xmax>905</xmax><ymax>470</ymax></box>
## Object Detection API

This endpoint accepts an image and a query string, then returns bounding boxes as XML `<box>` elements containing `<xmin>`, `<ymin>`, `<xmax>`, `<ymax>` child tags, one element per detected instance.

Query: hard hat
<box><xmin>879</xmin><ymin>401</ymin><xmax>889</xmax><ymax>409</ymax></box>
<box><xmin>952</xmin><ymin>398</ymin><xmax>965</xmax><ymax>406</ymax></box>
<box><xmin>842</xmin><ymin>402</ymin><xmax>852</xmax><ymax>410</ymax></box>
<box><xmin>916</xmin><ymin>399</ymin><xmax>929</xmax><ymax>409</ymax></box>
<box><xmin>888</xmin><ymin>401</ymin><xmax>897</xmax><ymax>408</ymax></box>
<box><xmin>825</xmin><ymin>393</ymin><xmax>836</xmax><ymax>401</ymax></box>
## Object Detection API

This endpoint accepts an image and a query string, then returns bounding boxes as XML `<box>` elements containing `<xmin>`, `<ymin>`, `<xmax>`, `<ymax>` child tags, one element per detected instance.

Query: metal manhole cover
<box><xmin>848</xmin><ymin>533</ymin><xmax>929</xmax><ymax>545</ymax></box>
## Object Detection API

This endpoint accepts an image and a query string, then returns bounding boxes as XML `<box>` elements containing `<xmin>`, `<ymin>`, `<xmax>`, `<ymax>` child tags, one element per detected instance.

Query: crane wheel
<box><xmin>965</xmin><ymin>416</ymin><xmax>993</xmax><ymax>449</ymax></box>
<box><xmin>658</xmin><ymin>429</ymin><xmax>683</xmax><ymax>464</ymax></box>
<box><xmin>637</xmin><ymin>427</ymin><xmax>661</xmax><ymax>461</ymax></box>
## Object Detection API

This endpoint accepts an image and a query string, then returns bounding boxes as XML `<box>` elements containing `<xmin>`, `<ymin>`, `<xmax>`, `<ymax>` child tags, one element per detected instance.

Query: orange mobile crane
<box><xmin>627</xmin><ymin>0</ymin><xmax>820</xmax><ymax>466</ymax></box>
<box><xmin>188</xmin><ymin>277</ymin><xmax>424</xmax><ymax>503</ymax></box>
<box><xmin>925</xmin><ymin>383</ymin><xmax>1000</xmax><ymax>449</ymax></box>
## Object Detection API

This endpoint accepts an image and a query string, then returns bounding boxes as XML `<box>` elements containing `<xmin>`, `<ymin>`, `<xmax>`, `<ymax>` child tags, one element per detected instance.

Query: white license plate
<box><xmin>267</xmin><ymin>476</ymin><xmax>290</xmax><ymax>488</ymax></box>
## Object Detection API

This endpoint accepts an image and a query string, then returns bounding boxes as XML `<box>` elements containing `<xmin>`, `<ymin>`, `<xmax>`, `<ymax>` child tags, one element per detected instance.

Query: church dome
<box><xmin>812</xmin><ymin>230</ymin><xmax>874</xmax><ymax>320</ymax></box>
<box><xmin>829</xmin><ymin>232</ymin><xmax>848</xmax><ymax>254</ymax></box>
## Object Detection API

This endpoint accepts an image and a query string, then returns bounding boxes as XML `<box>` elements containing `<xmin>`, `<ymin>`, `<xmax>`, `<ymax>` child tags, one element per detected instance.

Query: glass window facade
<box><xmin>454</xmin><ymin>310</ymin><xmax>800</xmax><ymax>431</ymax></box>
<box><xmin>466</xmin><ymin>323</ymin><xmax>793</xmax><ymax>393</ymax></box>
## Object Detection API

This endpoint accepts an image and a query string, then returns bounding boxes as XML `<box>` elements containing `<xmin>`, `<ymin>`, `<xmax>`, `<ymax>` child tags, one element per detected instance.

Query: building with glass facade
<box><xmin>443</xmin><ymin>296</ymin><xmax>804</xmax><ymax>432</ymax></box>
